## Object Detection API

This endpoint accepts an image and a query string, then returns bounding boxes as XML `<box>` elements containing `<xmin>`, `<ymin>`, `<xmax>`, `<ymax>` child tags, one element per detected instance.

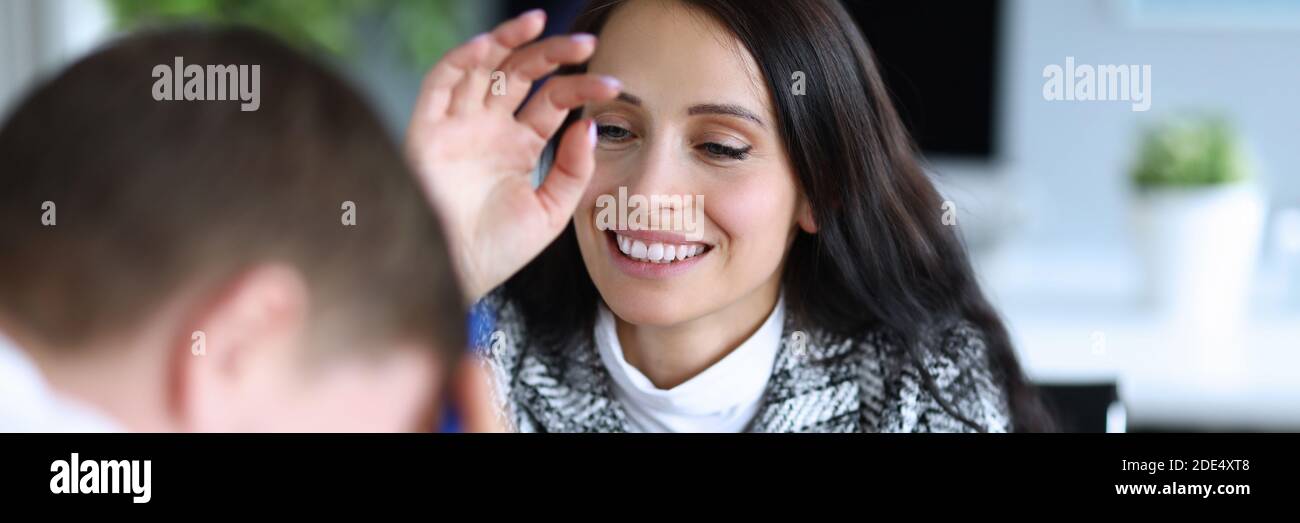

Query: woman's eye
<box><xmin>700</xmin><ymin>142</ymin><xmax>752</xmax><ymax>161</ymax></box>
<box><xmin>596</xmin><ymin>124</ymin><xmax>633</xmax><ymax>143</ymax></box>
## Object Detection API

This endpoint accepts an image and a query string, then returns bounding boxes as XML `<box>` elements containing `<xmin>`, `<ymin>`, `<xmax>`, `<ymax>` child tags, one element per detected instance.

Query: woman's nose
<box><xmin>623</xmin><ymin>141</ymin><xmax>688</xmax><ymax>204</ymax></box>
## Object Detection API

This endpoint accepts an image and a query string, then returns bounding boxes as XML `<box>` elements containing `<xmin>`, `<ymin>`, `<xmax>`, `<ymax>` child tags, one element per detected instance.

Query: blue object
<box><xmin>435</xmin><ymin>300</ymin><xmax>496</xmax><ymax>432</ymax></box>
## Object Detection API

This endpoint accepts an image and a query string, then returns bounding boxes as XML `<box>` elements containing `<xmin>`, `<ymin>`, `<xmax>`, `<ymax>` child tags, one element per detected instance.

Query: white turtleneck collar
<box><xmin>594</xmin><ymin>297</ymin><xmax>785</xmax><ymax>433</ymax></box>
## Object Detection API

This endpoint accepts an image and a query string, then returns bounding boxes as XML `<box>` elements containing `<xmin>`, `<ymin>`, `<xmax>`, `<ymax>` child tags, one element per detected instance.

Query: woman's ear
<box><xmin>796</xmin><ymin>196</ymin><xmax>818</xmax><ymax>234</ymax></box>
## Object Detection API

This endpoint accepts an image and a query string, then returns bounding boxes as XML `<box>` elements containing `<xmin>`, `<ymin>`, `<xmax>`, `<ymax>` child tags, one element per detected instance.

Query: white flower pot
<box><xmin>1132</xmin><ymin>183</ymin><xmax>1266</xmax><ymax>326</ymax></box>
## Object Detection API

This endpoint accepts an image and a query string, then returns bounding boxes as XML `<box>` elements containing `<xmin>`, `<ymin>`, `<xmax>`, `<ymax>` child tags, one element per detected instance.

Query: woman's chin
<box><xmin>597</xmin><ymin>287</ymin><xmax>710</xmax><ymax>327</ymax></box>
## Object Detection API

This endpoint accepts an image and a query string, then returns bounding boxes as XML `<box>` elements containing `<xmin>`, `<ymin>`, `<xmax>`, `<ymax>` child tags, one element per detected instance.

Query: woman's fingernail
<box><xmin>571</xmin><ymin>33</ymin><xmax>596</xmax><ymax>45</ymax></box>
<box><xmin>600</xmin><ymin>76</ymin><xmax>622</xmax><ymax>91</ymax></box>
<box><xmin>522</xmin><ymin>8</ymin><xmax>544</xmax><ymax>19</ymax></box>
<box><xmin>588</xmin><ymin>120</ymin><xmax>598</xmax><ymax>147</ymax></box>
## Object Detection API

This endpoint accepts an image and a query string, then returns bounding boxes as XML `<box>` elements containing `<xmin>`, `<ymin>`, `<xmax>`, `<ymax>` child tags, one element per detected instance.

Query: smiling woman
<box><xmin>405</xmin><ymin>0</ymin><xmax>1056</xmax><ymax>433</ymax></box>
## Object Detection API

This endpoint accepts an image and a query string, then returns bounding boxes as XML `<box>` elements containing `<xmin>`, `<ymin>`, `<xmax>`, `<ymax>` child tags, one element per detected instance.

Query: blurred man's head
<box><xmin>0</xmin><ymin>27</ymin><xmax>465</xmax><ymax>431</ymax></box>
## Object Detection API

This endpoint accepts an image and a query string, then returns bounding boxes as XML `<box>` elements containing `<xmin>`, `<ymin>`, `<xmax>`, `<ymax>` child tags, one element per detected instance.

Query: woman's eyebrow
<box><xmin>615</xmin><ymin>92</ymin><xmax>643</xmax><ymax>106</ymax></box>
<box><xmin>613</xmin><ymin>91</ymin><xmax>764</xmax><ymax>128</ymax></box>
<box><xmin>687</xmin><ymin>103</ymin><xmax>765</xmax><ymax>128</ymax></box>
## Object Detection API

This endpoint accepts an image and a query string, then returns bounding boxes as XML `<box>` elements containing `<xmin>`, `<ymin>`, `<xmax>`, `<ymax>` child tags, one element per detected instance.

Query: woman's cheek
<box><xmin>581</xmin><ymin>167</ymin><xmax>614</xmax><ymax>213</ymax></box>
<box><xmin>579</xmin><ymin>162</ymin><xmax>624</xmax><ymax>228</ymax></box>
<box><xmin>708</xmin><ymin>176</ymin><xmax>798</xmax><ymax>262</ymax></box>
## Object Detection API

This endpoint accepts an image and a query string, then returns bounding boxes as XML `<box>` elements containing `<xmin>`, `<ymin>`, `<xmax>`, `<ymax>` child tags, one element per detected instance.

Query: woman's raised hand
<box><xmin>406</xmin><ymin>9</ymin><xmax>620</xmax><ymax>303</ymax></box>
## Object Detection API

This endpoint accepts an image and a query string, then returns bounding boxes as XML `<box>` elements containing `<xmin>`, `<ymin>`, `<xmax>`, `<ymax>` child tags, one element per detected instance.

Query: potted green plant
<box><xmin>1130</xmin><ymin>115</ymin><xmax>1265</xmax><ymax>325</ymax></box>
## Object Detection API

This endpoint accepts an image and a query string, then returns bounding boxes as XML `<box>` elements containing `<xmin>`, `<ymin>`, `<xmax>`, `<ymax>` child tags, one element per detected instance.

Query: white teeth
<box><xmin>647</xmin><ymin>242</ymin><xmax>664</xmax><ymax>262</ymax></box>
<box><xmin>613</xmin><ymin>233</ymin><xmax>708</xmax><ymax>263</ymax></box>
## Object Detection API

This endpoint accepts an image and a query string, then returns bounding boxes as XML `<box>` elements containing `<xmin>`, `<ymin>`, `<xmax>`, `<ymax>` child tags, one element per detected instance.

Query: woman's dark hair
<box><xmin>505</xmin><ymin>0</ymin><xmax>1056</xmax><ymax>432</ymax></box>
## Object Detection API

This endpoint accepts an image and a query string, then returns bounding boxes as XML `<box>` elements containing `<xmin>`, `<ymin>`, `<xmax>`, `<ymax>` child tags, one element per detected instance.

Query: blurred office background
<box><xmin>1</xmin><ymin>0</ymin><xmax>1297</xmax><ymax>431</ymax></box>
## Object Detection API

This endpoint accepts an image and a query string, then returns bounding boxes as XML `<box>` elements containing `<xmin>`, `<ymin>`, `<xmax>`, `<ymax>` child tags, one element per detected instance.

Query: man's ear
<box><xmin>168</xmin><ymin>264</ymin><xmax>310</xmax><ymax>432</ymax></box>
<box><xmin>796</xmin><ymin>195</ymin><xmax>818</xmax><ymax>234</ymax></box>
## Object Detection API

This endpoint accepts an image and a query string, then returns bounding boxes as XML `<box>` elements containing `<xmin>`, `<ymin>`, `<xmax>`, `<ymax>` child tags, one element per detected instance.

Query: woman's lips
<box><xmin>604</xmin><ymin>229</ymin><xmax>711</xmax><ymax>278</ymax></box>
<box><xmin>611</xmin><ymin>229</ymin><xmax>710</xmax><ymax>263</ymax></box>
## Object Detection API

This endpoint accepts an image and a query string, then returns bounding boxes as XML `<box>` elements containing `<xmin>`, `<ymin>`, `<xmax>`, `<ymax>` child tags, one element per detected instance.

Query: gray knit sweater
<box><xmin>478</xmin><ymin>293</ymin><xmax>1013</xmax><ymax>433</ymax></box>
